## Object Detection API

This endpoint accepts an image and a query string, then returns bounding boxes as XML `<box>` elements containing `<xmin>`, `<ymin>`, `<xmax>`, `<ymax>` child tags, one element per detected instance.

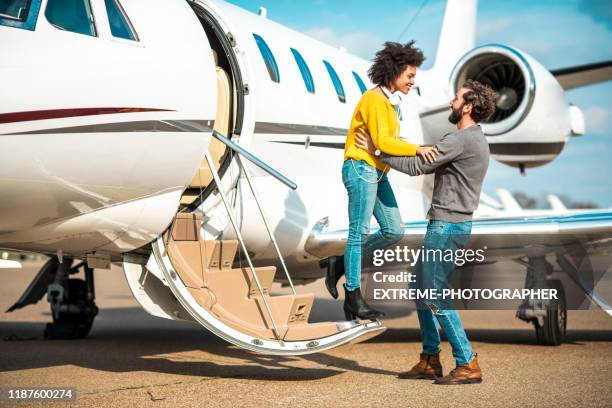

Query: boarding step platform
<box><xmin>146</xmin><ymin>213</ymin><xmax>384</xmax><ymax>355</ymax></box>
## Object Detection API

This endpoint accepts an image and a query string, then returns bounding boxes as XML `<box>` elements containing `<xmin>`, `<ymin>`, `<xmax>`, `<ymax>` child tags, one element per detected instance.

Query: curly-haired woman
<box><xmin>322</xmin><ymin>41</ymin><xmax>438</xmax><ymax>320</ymax></box>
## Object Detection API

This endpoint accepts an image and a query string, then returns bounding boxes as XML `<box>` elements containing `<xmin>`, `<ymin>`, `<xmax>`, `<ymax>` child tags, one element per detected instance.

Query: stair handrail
<box><xmin>236</xmin><ymin>155</ymin><xmax>297</xmax><ymax>295</ymax></box>
<box><xmin>212</xmin><ymin>130</ymin><xmax>297</xmax><ymax>190</ymax></box>
<box><xmin>212</xmin><ymin>131</ymin><xmax>298</xmax><ymax>294</ymax></box>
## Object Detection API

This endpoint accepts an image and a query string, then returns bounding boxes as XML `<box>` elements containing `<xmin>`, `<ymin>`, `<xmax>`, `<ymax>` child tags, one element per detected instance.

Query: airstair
<box><xmin>130</xmin><ymin>131</ymin><xmax>385</xmax><ymax>355</ymax></box>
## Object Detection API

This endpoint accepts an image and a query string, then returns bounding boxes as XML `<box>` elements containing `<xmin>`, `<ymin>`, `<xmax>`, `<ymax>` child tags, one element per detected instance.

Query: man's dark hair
<box><xmin>368</xmin><ymin>41</ymin><xmax>425</xmax><ymax>87</ymax></box>
<box><xmin>462</xmin><ymin>80</ymin><xmax>498</xmax><ymax>122</ymax></box>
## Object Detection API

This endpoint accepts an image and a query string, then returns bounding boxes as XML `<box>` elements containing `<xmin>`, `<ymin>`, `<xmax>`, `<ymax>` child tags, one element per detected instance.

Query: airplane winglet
<box><xmin>546</xmin><ymin>194</ymin><xmax>568</xmax><ymax>212</ymax></box>
<box><xmin>496</xmin><ymin>189</ymin><xmax>523</xmax><ymax>212</ymax></box>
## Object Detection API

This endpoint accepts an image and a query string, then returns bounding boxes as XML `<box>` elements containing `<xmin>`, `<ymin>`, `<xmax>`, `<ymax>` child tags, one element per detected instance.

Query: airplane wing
<box><xmin>305</xmin><ymin>211</ymin><xmax>612</xmax><ymax>312</ymax></box>
<box><xmin>550</xmin><ymin>60</ymin><xmax>612</xmax><ymax>90</ymax></box>
<box><xmin>305</xmin><ymin>211</ymin><xmax>612</xmax><ymax>261</ymax></box>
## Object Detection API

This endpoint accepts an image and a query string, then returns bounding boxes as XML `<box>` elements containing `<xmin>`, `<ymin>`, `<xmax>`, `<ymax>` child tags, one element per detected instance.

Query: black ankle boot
<box><xmin>320</xmin><ymin>255</ymin><xmax>345</xmax><ymax>299</ymax></box>
<box><xmin>343</xmin><ymin>284</ymin><xmax>385</xmax><ymax>320</ymax></box>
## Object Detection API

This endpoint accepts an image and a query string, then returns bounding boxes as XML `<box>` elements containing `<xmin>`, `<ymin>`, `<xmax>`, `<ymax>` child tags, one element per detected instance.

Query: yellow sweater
<box><xmin>344</xmin><ymin>90</ymin><xmax>418</xmax><ymax>171</ymax></box>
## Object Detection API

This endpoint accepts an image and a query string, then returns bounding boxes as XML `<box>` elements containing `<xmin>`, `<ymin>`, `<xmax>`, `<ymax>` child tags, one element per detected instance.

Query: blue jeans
<box><xmin>342</xmin><ymin>159</ymin><xmax>404</xmax><ymax>291</ymax></box>
<box><xmin>413</xmin><ymin>220</ymin><xmax>474</xmax><ymax>366</ymax></box>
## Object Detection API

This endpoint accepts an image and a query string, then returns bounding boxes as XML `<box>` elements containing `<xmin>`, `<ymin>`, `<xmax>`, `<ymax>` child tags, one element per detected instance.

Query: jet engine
<box><xmin>449</xmin><ymin>45</ymin><xmax>584</xmax><ymax>172</ymax></box>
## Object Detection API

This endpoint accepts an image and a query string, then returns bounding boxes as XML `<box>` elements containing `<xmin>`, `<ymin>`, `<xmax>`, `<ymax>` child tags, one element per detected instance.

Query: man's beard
<box><xmin>448</xmin><ymin>103</ymin><xmax>464</xmax><ymax>124</ymax></box>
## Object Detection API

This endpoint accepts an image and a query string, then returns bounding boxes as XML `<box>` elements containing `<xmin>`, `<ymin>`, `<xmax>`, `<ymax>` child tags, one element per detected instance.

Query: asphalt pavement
<box><xmin>1</xmin><ymin>262</ymin><xmax>611</xmax><ymax>407</ymax></box>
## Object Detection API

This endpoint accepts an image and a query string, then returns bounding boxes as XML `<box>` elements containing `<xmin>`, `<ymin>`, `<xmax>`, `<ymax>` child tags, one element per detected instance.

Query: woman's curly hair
<box><xmin>462</xmin><ymin>80</ymin><xmax>499</xmax><ymax>122</ymax></box>
<box><xmin>368</xmin><ymin>41</ymin><xmax>425</xmax><ymax>87</ymax></box>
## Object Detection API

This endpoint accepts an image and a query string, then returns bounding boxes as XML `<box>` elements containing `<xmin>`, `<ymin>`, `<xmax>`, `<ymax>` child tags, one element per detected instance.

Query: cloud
<box><xmin>577</xmin><ymin>0</ymin><xmax>612</xmax><ymax>29</ymax></box>
<box><xmin>303</xmin><ymin>26</ymin><xmax>384</xmax><ymax>60</ymax></box>
<box><xmin>583</xmin><ymin>106</ymin><xmax>612</xmax><ymax>134</ymax></box>
<box><xmin>478</xmin><ymin>17</ymin><xmax>515</xmax><ymax>38</ymax></box>
<box><xmin>476</xmin><ymin>6</ymin><xmax>612</xmax><ymax>68</ymax></box>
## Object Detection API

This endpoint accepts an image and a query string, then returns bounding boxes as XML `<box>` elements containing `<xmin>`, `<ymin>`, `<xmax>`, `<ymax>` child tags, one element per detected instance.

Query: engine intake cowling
<box><xmin>449</xmin><ymin>45</ymin><xmax>575</xmax><ymax>170</ymax></box>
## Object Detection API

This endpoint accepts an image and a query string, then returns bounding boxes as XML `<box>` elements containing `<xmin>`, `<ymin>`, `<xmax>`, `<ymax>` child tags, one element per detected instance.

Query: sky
<box><xmin>227</xmin><ymin>0</ymin><xmax>612</xmax><ymax>208</ymax></box>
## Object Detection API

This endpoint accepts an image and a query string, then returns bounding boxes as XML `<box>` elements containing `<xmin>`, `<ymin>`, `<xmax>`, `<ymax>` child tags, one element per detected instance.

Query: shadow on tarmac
<box><xmin>0</xmin><ymin>307</ymin><xmax>397</xmax><ymax>379</ymax></box>
<box><xmin>1</xmin><ymin>306</ymin><xmax>610</xmax><ymax>380</ymax></box>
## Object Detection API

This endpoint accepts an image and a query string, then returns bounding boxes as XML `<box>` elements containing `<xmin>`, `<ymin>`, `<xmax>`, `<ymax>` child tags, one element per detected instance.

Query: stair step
<box><xmin>206</xmin><ymin>266</ymin><xmax>276</xmax><ymax>298</ymax></box>
<box><xmin>164</xmin><ymin>213</ymin><xmax>327</xmax><ymax>341</ymax></box>
<box><xmin>202</xmin><ymin>240</ymin><xmax>238</xmax><ymax>271</ymax></box>
<box><xmin>171</xmin><ymin>212</ymin><xmax>201</xmax><ymax>241</ymax></box>
<box><xmin>187</xmin><ymin>287</ymin><xmax>216</xmax><ymax>309</ymax></box>
<box><xmin>166</xmin><ymin>240</ymin><xmax>205</xmax><ymax>288</ymax></box>
<box><xmin>265</xmin><ymin>293</ymin><xmax>314</xmax><ymax>326</ymax></box>
<box><xmin>284</xmin><ymin>322</ymin><xmax>342</xmax><ymax>341</ymax></box>
<box><xmin>208</xmin><ymin>293</ymin><xmax>315</xmax><ymax>340</ymax></box>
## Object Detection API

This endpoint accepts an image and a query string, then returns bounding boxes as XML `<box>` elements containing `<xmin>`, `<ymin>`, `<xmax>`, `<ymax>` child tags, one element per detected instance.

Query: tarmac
<box><xmin>1</xmin><ymin>261</ymin><xmax>611</xmax><ymax>407</ymax></box>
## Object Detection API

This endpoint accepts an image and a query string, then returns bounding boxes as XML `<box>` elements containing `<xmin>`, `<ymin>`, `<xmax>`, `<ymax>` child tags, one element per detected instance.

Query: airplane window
<box><xmin>253</xmin><ymin>33</ymin><xmax>280</xmax><ymax>83</ymax></box>
<box><xmin>0</xmin><ymin>0</ymin><xmax>29</xmax><ymax>20</ymax></box>
<box><xmin>352</xmin><ymin>71</ymin><xmax>367</xmax><ymax>94</ymax></box>
<box><xmin>45</xmin><ymin>0</ymin><xmax>96</xmax><ymax>37</ymax></box>
<box><xmin>290</xmin><ymin>48</ymin><xmax>315</xmax><ymax>93</ymax></box>
<box><xmin>104</xmin><ymin>0</ymin><xmax>138</xmax><ymax>41</ymax></box>
<box><xmin>0</xmin><ymin>0</ymin><xmax>41</xmax><ymax>30</ymax></box>
<box><xmin>323</xmin><ymin>60</ymin><xmax>346</xmax><ymax>103</ymax></box>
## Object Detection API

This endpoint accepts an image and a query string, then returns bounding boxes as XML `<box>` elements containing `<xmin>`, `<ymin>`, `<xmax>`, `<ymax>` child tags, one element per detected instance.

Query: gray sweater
<box><xmin>382</xmin><ymin>125</ymin><xmax>489</xmax><ymax>222</ymax></box>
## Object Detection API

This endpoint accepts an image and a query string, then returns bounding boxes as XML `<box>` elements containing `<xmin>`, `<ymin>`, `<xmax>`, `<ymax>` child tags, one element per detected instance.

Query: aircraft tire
<box><xmin>44</xmin><ymin>279</ymin><xmax>98</xmax><ymax>340</ymax></box>
<box><xmin>534</xmin><ymin>279</ymin><xmax>567</xmax><ymax>346</ymax></box>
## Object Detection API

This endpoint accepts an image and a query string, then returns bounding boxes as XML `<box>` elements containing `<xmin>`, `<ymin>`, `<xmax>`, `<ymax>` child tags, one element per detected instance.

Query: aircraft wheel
<box><xmin>534</xmin><ymin>279</ymin><xmax>567</xmax><ymax>346</ymax></box>
<box><xmin>45</xmin><ymin>279</ymin><xmax>98</xmax><ymax>340</ymax></box>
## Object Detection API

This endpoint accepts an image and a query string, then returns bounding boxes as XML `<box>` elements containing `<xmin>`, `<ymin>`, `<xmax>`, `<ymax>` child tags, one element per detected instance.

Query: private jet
<box><xmin>1</xmin><ymin>0</ymin><xmax>611</xmax><ymax>355</ymax></box>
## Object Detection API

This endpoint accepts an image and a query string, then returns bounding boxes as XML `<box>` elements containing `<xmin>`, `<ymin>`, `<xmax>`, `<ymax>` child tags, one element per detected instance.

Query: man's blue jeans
<box><xmin>413</xmin><ymin>220</ymin><xmax>474</xmax><ymax>366</ymax></box>
<box><xmin>342</xmin><ymin>159</ymin><xmax>404</xmax><ymax>291</ymax></box>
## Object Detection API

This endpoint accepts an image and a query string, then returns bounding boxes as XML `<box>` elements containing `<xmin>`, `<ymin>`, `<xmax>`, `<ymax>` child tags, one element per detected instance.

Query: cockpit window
<box><xmin>45</xmin><ymin>0</ymin><xmax>96</xmax><ymax>37</ymax></box>
<box><xmin>0</xmin><ymin>0</ymin><xmax>41</xmax><ymax>30</ymax></box>
<box><xmin>104</xmin><ymin>0</ymin><xmax>138</xmax><ymax>41</ymax></box>
<box><xmin>253</xmin><ymin>33</ymin><xmax>280</xmax><ymax>83</ymax></box>
<box><xmin>0</xmin><ymin>0</ymin><xmax>29</xmax><ymax>20</ymax></box>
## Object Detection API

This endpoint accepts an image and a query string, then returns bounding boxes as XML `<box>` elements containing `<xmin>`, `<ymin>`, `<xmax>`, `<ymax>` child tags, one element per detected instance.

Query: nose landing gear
<box><xmin>44</xmin><ymin>260</ymin><xmax>98</xmax><ymax>339</ymax></box>
<box><xmin>7</xmin><ymin>256</ymin><xmax>99</xmax><ymax>339</ymax></box>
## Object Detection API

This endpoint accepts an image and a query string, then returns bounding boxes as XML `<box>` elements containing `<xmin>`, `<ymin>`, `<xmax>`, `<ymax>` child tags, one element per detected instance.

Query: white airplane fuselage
<box><xmin>0</xmin><ymin>0</ymin><xmax>580</xmax><ymax>280</ymax></box>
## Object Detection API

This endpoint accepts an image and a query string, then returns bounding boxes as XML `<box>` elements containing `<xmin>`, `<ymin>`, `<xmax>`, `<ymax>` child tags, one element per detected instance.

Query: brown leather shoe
<box><xmin>397</xmin><ymin>352</ymin><xmax>443</xmax><ymax>380</ymax></box>
<box><xmin>434</xmin><ymin>354</ymin><xmax>482</xmax><ymax>385</ymax></box>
